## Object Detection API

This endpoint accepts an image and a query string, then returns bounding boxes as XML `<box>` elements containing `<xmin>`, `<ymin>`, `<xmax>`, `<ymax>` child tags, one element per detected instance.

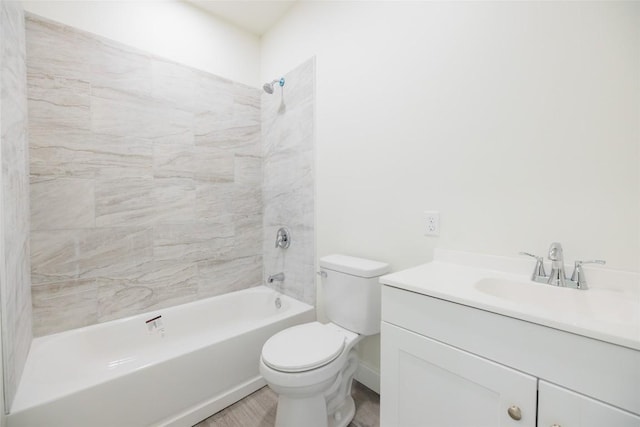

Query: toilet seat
<box><xmin>262</xmin><ymin>322</ymin><xmax>346</xmax><ymax>373</ymax></box>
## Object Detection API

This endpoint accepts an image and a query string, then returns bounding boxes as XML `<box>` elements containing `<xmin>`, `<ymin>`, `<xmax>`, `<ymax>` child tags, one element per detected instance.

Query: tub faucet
<box><xmin>267</xmin><ymin>272</ymin><xmax>285</xmax><ymax>284</ymax></box>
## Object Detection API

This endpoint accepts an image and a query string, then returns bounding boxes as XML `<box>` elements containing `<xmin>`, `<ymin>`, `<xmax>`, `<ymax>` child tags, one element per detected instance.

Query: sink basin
<box><xmin>475</xmin><ymin>278</ymin><xmax>640</xmax><ymax>327</ymax></box>
<box><xmin>475</xmin><ymin>278</ymin><xmax>570</xmax><ymax>311</ymax></box>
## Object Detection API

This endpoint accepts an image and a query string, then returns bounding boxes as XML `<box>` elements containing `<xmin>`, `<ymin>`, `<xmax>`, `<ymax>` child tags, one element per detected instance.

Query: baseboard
<box><xmin>160</xmin><ymin>376</ymin><xmax>266</xmax><ymax>427</ymax></box>
<box><xmin>355</xmin><ymin>361</ymin><xmax>380</xmax><ymax>394</ymax></box>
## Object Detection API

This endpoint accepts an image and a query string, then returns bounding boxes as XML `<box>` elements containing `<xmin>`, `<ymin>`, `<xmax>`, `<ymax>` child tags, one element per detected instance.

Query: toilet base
<box><xmin>328</xmin><ymin>395</ymin><xmax>355</xmax><ymax>427</ymax></box>
<box><xmin>275</xmin><ymin>393</ymin><xmax>329</xmax><ymax>427</ymax></box>
<box><xmin>274</xmin><ymin>393</ymin><xmax>356</xmax><ymax>427</ymax></box>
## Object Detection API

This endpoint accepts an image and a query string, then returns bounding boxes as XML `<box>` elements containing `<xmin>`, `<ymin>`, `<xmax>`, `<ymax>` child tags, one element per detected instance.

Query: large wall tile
<box><xmin>152</xmin><ymin>178</ymin><xmax>196</xmax><ymax>224</ymax></box>
<box><xmin>153</xmin><ymin>143</ymin><xmax>234</xmax><ymax>182</ymax></box>
<box><xmin>90</xmin><ymin>37</ymin><xmax>153</xmax><ymax>97</ymax></box>
<box><xmin>95</xmin><ymin>178</ymin><xmax>155</xmax><ymax>227</ymax></box>
<box><xmin>197</xmin><ymin>255</ymin><xmax>262</xmax><ymax>298</ymax></box>
<box><xmin>2</xmin><ymin>0</ymin><xmax>32</xmax><ymax>408</ymax></box>
<box><xmin>97</xmin><ymin>260</ymin><xmax>198</xmax><ymax>322</ymax></box>
<box><xmin>151</xmin><ymin>58</ymin><xmax>195</xmax><ymax>111</ymax></box>
<box><xmin>153</xmin><ymin>223</ymin><xmax>234</xmax><ymax>262</ymax></box>
<box><xmin>31</xmin><ymin>227</ymin><xmax>154</xmax><ymax>284</ymax></box>
<box><xmin>25</xmin><ymin>15</ymin><xmax>95</xmax><ymax>80</ymax></box>
<box><xmin>30</xmin><ymin>133</ymin><xmax>153</xmax><ymax>178</ymax></box>
<box><xmin>195</xmin><ymin>182</ymin><xmax>234</xmax><ymax>223</ymax></box>
<box><xmin>30</xmin><ymin>177</ymin><xmax>95</xmax><ymax>231</ymax></box>
<box><xmin>32</xmin><ymin>279</ymin><xmax>98</xmax><ymax>336</ymax></box>
<box><xmin>194</xmin><ymin>114</ymin><xmax>261</xmax><ymax>157</ymax></box>
<box><xmin>91</xmin><ymin>86</ymin><xmax>193</xmax><ymax>140</ymax></box>
<box><xmin>27</xmin><ymin>73</ymin><xmax>91</xmax><ymax>131</ymax></box>
<box><xmin>193</xmin><ymin>71</ymin><xmax>261</xmax><ymax>156</ymax></box>
<box><xmin>233</xmin><ymin>185</ymin><xmax>263</xmax><ymax>217</ymax></box>
<box><xmin>26</xmin><ymin>14</ymin><xmax>317</xmax><ymax>341</ymax></box>
<box><xmin>78</xmin><ymin>227</ymin><xmax>154</xmax><ymax>279</ymax></box>
<box><xmin>31</xmin><ymin>229</ymin><xmax>83</xmax><ymax>284</ymax></box>
<box><xmin>153</xmin><ymin>143</ymin><xmax>194</xmax><ymax>179</ymax></box>
<box><xmin>262</xmin><ymin>58</ymin><xmax>316</xmax><ymax>305</ymax></box>
<box><xmin>235</xmin><ymin>155</ymin><xmax>262</xmax><ymax>186</ymax></box>
<box><xmin>233</xmin><ymin>215</ymin><xmax>263</xmax><ymax>259</ymax></box>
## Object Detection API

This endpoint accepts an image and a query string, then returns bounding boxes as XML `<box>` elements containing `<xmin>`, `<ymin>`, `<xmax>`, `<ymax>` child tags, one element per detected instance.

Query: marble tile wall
<box><xmin>27</xmin><ymin>14</ymin><xmax>263</xmax><ymax>336</ymax></box>
<box><xmin>1</xmin><ymin>0</ymin><xmax>32</xmax><ymax>408</ymax></box>
<box><xmin>262</xmin><ymin>59</ymin><xmax>316</xmax><ymax>305</ymax></box>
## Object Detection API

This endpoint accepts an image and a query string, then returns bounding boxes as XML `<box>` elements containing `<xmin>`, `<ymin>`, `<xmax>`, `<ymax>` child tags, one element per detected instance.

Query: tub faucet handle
<box><xmin>275</xmin><ymin>227</ymin><xmax>291</xmax><ymax>249</ymax></box>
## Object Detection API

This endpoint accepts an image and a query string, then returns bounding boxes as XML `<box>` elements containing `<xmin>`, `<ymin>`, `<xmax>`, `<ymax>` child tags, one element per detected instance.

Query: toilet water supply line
<box><xmin>325</xmin><ymin>350</ymin><xmax>359</xmax><ymax>419</ymax></box>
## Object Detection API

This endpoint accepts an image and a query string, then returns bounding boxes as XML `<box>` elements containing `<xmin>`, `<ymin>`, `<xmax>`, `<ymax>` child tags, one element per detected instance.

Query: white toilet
<box><xmin>259</xmin><ymin>254</ymin><xmax>390</xmax><ymax>427</ymax></box>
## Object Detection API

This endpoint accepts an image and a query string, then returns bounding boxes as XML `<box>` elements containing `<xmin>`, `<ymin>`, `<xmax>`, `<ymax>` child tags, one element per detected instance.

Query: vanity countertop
<box><xmin>380</xmin><ymin>249</ymin><xmax>640</xmax><ymax>351</ymax></box>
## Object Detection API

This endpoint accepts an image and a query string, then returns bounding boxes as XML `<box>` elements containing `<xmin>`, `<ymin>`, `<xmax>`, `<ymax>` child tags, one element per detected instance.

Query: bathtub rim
<box><xmin>11</xmin><ymin>285</ymin><xmax>315</xmax><ymax>415</ymax></box>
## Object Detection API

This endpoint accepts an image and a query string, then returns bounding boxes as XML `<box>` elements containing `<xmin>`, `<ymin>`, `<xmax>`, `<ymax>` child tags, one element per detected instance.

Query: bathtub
<box><xmin>8</xmin><ymin>286</ymin><xmax>315</xmax><ymax>427</ymax></box>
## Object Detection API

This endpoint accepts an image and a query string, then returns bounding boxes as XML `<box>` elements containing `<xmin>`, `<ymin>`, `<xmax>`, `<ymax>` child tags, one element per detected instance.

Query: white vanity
<box><xmin>379</xmin><ymin>249</ymin><xmax>640</xmax><ymax>427</ymax></box>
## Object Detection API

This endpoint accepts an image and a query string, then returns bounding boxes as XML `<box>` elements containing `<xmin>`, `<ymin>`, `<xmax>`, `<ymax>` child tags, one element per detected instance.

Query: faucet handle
<box><xmin>519</xmin><ymin>252</ymin><xmax>543</xmax><ymax>261</ymax></box>
<box><xmin>275</xmin><ymin>227</ymin><xmax>291</xmax><ymax>249</ymax></box>
<box><xmin>570</xmin><ymin>260</ymin><xmax>606</xmax><ymax>289</ymax></box>
<box><xmin>519</xmin><ymin>252</ymin><xmax>547</xmax><ymax>281</ymax></box>
<box><xmin>575</xmin><ymin>259</ymin><xmax>606</xmax><ymax>267</ymax></box>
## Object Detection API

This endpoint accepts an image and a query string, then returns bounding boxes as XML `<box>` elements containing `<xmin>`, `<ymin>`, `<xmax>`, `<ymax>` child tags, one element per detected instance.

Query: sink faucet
<box><xmin>520</xmin><ymin>243</ymin><xmax>606</xmax><ymax>290</ymax></box>
<box><xmin>547</xmin><ymin>242</ymin><xmax>566</xmax><ymax>287</ymax></box>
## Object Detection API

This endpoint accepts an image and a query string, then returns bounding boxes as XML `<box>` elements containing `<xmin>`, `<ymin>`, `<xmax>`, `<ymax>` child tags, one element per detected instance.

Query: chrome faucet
<box><xmin>520</xmin><ymin>243</ymin><xmax>605</xmax><ymax>290</ymax></box>
<box><xmin>267</xmin><ymin>272</ymin><xmax>285</xmax><ymax>283</ymax></box>
<box><xmin>547</xmin><ymin>242</ymin><xmax>566</xmax><ymax>287</ymax></box>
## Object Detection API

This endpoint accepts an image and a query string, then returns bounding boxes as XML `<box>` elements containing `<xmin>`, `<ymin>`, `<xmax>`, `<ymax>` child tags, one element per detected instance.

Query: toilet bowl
<box><xmin>260</xmin><ymin>255</ymin><xmax>390</xmax><ymax>427</ymax></box>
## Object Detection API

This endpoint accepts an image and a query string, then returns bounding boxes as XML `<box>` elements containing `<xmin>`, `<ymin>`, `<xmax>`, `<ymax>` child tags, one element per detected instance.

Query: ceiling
<box><xmin>186</xmin><ymin>0</ymin><xmax>298</xmax><ymax>36</ymax></box>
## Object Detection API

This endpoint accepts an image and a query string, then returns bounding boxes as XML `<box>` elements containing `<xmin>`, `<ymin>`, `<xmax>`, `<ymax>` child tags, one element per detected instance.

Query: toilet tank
<box><xmin>319</xmin><ymin>254</ymin><xmax>390</xmax><ymax>336</ymax></box>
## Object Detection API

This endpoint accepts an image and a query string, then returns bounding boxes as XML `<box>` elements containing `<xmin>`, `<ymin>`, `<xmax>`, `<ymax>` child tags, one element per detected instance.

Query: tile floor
<box><xmin>194</xmin><ymin>381</ymin><xmax>380</xmax><ymax>427</ymax></box>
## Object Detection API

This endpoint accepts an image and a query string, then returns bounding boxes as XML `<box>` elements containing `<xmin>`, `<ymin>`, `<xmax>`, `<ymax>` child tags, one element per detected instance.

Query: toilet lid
<box><xmin>262</xmin><ymin>322</ymin><xmax>346</xmax><ymax>373</ymax></box>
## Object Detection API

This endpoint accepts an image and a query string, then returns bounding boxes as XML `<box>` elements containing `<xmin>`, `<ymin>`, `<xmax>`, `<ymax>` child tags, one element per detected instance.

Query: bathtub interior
<box><xmin>10</xmin><ymin>286</ymin><xmax>314</xmax><ymax>418</ymax></box>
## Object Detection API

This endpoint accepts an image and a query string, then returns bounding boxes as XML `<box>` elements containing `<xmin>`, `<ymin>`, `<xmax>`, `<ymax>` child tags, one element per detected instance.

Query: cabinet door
<box><xmin>381</xmin><ymin>322</ymin><xmax>537</xmax><ymax>427</ymax></box>
<box><xmin>538</xmin><ymin>381</ymin><xmax>640</xmax><ymax>427</ymax></box>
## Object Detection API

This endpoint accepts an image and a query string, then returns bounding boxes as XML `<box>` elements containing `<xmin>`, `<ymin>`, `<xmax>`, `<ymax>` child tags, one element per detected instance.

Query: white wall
<box><xmin>22</xmin><ymin>0</ymin><xmax>261</xmax><ymax>87</ymax></box>
<box><xmin>261</xmin><ymin>1</ymin><xmax>640</xmax><ymax>381</ymax></box>
<box><xmin>0</xmin><ymin>0</ymin><xmax>4</xmax><ymax>418</ymax></box>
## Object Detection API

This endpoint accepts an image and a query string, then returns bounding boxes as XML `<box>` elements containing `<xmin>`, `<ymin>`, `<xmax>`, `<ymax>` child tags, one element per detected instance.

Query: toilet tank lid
<box><xmin>319</xmin><ymin>254</ymin><xmax>390</xmax><ymax>278</ymax></box>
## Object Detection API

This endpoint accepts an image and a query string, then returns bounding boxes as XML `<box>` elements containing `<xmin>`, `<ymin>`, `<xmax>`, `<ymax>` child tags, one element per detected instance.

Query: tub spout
<box><xmin>267</xmin><ymin>272</ymin><xmax>285</xmax><ymax>283</ymax></box>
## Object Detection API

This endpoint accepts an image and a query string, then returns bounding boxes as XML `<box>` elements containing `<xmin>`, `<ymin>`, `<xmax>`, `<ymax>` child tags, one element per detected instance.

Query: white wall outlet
<box><xmin>424</xmin><ymin>211</ymin><xmax>440</xmax><ymax>236</ymax></box>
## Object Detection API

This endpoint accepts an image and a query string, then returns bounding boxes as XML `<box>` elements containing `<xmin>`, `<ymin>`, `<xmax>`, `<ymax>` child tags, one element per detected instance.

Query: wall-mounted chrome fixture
<box><xmin>267</xmin><ymin>272</ymin><xmax>285</xmax><ymax>283</ymax></box>
<box><xmin>263</xmin><ymin>77</ymin><xmax>285</xmax><ymax>94</ymax></box>
<box><xmin>275</xmin><ymin>227</ymin><xmax>291</xmax><ymax>249</ymax></box>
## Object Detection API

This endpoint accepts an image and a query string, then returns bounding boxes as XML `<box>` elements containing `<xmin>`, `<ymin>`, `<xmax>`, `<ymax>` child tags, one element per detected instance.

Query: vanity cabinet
<box><xmin>381</xmin><ymin>322</ymin><xmax>537</xmax><ymax>426</ymax></box>
<box><xmin>380</xmin><ymin>285</ymin><xmax>640</xmax><ymax>427</ymax></box>
<box><xmin>538</xmin><ymin>381</ymin><xmax>640</xmax><ymax>427</ymax></box>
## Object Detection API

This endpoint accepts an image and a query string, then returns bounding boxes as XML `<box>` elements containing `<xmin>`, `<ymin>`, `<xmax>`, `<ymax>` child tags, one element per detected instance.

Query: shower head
<box><xmin>262</xmin><ymin>82</ymin><xmax>275</xmax><ymax>94</ymax></box>
<box><xmin>263</xmin><ymin>77</ymin><xmax>285</xmax><ymax>94</ymax></box>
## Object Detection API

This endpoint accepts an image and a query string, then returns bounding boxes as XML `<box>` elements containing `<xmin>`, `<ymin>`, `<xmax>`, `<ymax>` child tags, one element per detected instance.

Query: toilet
<box><xmin>259</xmin><ymin>254</ymin><xmax>390</xmax><ymax>427</ymax></box>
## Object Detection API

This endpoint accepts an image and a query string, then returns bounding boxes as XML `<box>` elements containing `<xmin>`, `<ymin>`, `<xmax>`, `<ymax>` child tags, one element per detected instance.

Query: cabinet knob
<box><xmin>507</xmin><ymin>405</ymin><xmax>522</xmax><ymax>421</ymax></box>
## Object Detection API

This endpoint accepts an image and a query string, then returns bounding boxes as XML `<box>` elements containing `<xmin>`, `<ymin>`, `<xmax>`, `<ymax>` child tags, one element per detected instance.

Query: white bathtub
<box><xmin>8</xmin><ymin>286</ymin><xmax>315</xmax><ymax>427</ymax></box>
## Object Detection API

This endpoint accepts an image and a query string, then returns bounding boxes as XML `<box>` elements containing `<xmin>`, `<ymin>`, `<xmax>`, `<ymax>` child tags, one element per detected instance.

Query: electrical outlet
<box><xmin>424</xmin><ymin>211</ymin><xmax>440</xmax><ymax>236</ymax></box>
